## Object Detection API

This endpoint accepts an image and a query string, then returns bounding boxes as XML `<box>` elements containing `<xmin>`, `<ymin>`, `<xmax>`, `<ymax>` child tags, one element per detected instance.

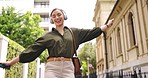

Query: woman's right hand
<box><xmin>0</xmin><ymin>61</ymin><xmax>11</xmax><ymax>66</ymax></box>
<box><xmin>0</xmin><ymin>61</ymin><xmax>11</xmax><ymax>69</ymax></box>
<box><xmin>0</xmin><ymin>56</ymin><xmax>20</xmax><ymax>67</ymax></box>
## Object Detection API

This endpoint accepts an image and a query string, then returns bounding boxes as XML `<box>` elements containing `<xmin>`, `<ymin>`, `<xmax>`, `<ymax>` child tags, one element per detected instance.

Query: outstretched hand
<box><xmin>100</xmin><ymin>18</ymin><xmax>114</xmax><ymax>31</ymax></box>
<box><xmin>0</xmin><ymin>63</ymin><xmax>11</xmax><ymax>69</ymax></box>
<box><xmin>106</xmin><ymin>19</ymin><xmax>114</xmax><ymax>28</ymax></box>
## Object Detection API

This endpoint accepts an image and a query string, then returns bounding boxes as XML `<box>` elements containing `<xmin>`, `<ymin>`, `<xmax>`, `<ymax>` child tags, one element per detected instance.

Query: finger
<box><xmin>111</xmin><ymin>19</ymin><xmax>114</xmax><ymax>22</ymax></box>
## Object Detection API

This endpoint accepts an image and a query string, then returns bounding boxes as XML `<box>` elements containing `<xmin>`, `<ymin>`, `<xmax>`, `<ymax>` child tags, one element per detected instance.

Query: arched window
<box><xmin>109</xmin><ymin>37</ymin><xmax>113</xmax><ymax>61</ymax></box>
<box><xmin>117</xmin><ymin>27</ymin><xmax>122</xmax><ymax>54</ymax></box>
<box><xmin>128</xmin><ymin>12</ymin><xmax>136</xmax><ymax>47</ymax></box>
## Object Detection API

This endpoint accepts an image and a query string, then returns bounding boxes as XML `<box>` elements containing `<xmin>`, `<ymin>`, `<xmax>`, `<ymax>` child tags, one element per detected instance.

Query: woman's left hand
<box><xmin>100</xmin><ymin>18</ymin><xmax>114</xmax><ymax>31</ymax></box>
<box><xmin>106</xmin><ymin>19</ymin><xmax>114</xmax><ymax>28</ymax></box>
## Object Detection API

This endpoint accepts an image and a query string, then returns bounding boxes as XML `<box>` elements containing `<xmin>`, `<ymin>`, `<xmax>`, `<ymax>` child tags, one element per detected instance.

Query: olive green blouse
<box><xmin>19</xmin><ymin>26</ymin><xmax>103</xmax><ymax>63</ymax></box>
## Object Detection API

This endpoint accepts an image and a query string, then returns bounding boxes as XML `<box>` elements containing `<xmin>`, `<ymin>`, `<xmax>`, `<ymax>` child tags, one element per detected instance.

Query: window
<box><xmin>109</xmin><ymin>37</ymin><xmax>113</xmax><ymax>61</ymax></box>
<box><xmin>40</xmin><ymin>15</ymin><xmax>49</xmax><ymax>22</ymax></box>
<box><xmin>117</xmin><ymin>27</ymin><xmax>122</xmax><ymax>55</ymax></box>
<box><xmin>98</xmin><ymin>41</ymin><xmax>103</xmax><ymax>59</ymax></box>
<box><xmin>128</xmin><ymin>12</ymin><xmax>136</xmax><ymax>47</ymax></box>
<box><xmin>34</xmin><ymin>2</ymin><xmax>49</xmax><ymax>8</ymax></box>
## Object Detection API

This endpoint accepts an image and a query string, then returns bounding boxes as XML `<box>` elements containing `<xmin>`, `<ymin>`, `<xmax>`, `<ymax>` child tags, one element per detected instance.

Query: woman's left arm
<box><xmin>73</xmin><ymin>19</ymin><xmax>114</xmax><ymax>44</ymax></box>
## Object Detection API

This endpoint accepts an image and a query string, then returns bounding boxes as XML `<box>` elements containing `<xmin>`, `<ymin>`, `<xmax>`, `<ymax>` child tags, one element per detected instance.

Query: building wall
<box><xmin>93</xmin><ymin>0</ymin><xmax>116</xmax><ymax>75</ymax></box>
<box><xmin>94</xmin><ymin>0</ymin><xmax>148</xmax><ymax>76</ymax></box>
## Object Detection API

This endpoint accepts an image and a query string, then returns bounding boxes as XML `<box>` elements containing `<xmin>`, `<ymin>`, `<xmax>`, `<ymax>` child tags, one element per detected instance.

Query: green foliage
<box><xmin>0</xmin><ymin>6</ymin><xmax>42</xmax><ymax>77</ymax></box>
<box><xmin>0</xmin><ymin>6</ymin><xmax>46</xmax><ymax>62</ymax></box>
<box><xmin>0</xmin><ymin>6</ymin><xmax>44</xmax><ymax>48</ymax></box>
<box><xmin>28</xmin><ymin>61</ymin><xmax>36</xmax><ymax>78</ymax></box>
<box><xmin>39</xmin><ymin>49</ymin><xmax>49</xmax><ymax>63</ymax></box>
<box><xmin>0</xmin><ymin>7</ymin><xmax>23</xmax><ymax>37</ymax></box>
<box><xmin>81</xmin><ymin>61</ymin><xmax>88</xmax><ymax>76</ymax></box>
<box><xmin>5</xmin><ymin>39</ymin><xmax>24</xmax><ymax>78</ymax></box>
<box><xmin>78</xmin><ymin>42</ymin><xmax>96</xmax><ymax>76</ymax></box>
<box><xmin>0</xmin><ymin>7</ymin><xmax>48</xmax><ymax>77</ymax></box>
<box><xmin>20</xmin><ymin>11</ymin><xmax>44</xmax><ymax>48</ymax></box>
<box><xmin>5</xmin><ymin>38</ymin><xmax>36</xmax><ymax>78</ymax></box>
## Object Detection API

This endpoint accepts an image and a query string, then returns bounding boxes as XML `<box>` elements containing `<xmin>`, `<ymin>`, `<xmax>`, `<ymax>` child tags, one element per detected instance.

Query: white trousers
<box><xmin>44</xmin><ymin>60</ymin><xmax>75</xmax><ymax>78</ymax></box>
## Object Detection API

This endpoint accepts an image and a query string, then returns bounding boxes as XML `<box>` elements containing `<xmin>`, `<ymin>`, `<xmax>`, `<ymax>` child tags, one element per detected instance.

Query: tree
<box><xmin>0</xmin><ymin>6</ymin><xmax>44</xmax><ymax>48</ymax></box>
<box><xmin>78</xmin><ymin>42</ymin><xmax>96</xmax><ymax>76</ymax></box>
<box><xmin>0</xmin><ymin>6</ymin><xmax>48</xmax><ymax>62</ymax></box>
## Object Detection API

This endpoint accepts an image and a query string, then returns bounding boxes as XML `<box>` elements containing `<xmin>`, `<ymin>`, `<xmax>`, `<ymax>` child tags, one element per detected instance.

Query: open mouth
<box><xmin>54</xmin><ymin>19</ymin><xmax>61</xmax><ymax>23</ymax></box>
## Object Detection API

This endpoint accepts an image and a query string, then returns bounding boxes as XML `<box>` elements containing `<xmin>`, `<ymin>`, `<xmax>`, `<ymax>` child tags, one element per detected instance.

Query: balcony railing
<box><xmin>34</xmin><ymin>2</ymin><xmax>49</xmax><ymax>8</ymax></box>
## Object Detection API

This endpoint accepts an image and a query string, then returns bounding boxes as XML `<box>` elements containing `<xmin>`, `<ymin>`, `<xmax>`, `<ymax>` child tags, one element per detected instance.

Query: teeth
<box><xmin>56</xmin><ymin>20</ymin><xmax>60</xmax><ymax>22</ymax></box>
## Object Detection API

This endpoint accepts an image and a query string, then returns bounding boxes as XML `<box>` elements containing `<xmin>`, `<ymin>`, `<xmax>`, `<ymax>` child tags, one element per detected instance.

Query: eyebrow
<box><xmin>52</xmin><ymin>12</ymin><xmax>62</xmax><ymax>16</ymax></box>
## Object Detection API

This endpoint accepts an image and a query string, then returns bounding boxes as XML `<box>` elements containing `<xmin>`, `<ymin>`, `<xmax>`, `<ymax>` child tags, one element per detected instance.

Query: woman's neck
<box><xmin>56</xmin><ymin>25</ymin><xmax>64</xmax><ymax>35</ymax></box>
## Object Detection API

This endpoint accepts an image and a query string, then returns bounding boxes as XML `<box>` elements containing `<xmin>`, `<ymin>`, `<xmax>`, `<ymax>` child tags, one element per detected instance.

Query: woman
<box><xmin>0</xmin><ymin>8</ymin><xmax>114</xmax><ymax>78</ymax></box>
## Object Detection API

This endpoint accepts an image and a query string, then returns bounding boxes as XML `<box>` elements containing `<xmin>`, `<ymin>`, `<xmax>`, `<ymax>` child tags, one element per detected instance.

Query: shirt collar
<box><xmin>52</xmin><ymin>26</ymin><xmax>69</xmax><ymax>31</ymax></box>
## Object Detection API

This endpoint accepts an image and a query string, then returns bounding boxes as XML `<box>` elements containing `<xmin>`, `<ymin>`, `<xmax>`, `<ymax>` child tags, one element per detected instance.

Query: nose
<box><xmin>55</xmin><ymin>15</ymin><xmax>59</xmax><ymax>19</ymax></box>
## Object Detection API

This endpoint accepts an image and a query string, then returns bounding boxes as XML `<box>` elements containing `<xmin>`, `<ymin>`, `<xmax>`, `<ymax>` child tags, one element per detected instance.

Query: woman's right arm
<box><xmin>0</xmin><ymin>33</ymin><xmax>51</xmax><ymax>66</ymax></box>
<box><xmin>0</xmin><ymin>56</ymin><xmax>19</xmax><ymax>66</ymax></box>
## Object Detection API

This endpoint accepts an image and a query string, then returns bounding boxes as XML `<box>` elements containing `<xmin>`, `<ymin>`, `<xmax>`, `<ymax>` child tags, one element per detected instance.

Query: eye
<box><xmin>52</xmin><ymin>15</ymin><xmax>56</xmax><ymax>18</ymax></box>
<box><xmin>57</xmin><ymin>13</ymin><xmax>62</xmax><ymax>16</ymax></box>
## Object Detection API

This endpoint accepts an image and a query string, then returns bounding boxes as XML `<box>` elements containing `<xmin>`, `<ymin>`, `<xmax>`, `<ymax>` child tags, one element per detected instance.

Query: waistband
<box><xmin>47</xmin><ymin>57</ymin><xmax>72</xmax><ymax>62</ymax></box>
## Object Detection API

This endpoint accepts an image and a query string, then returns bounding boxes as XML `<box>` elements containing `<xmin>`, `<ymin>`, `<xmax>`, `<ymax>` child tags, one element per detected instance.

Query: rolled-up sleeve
<box><xmin>19</xmin><ymin>36</ymin><xmax>47</xmax><ymax>63</ymax></box>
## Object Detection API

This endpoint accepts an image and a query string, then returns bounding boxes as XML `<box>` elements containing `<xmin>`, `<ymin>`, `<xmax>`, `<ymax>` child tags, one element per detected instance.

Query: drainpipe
<box><xmin>103</xmin><ymin>32</ymin><xmax>109</xmax><ymax>78</ymax></box>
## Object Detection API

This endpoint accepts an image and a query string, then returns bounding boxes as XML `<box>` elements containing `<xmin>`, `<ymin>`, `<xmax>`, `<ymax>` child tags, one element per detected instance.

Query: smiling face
<box><xmin>50</xmin><ymin>9</ymin><xmax>65</xmax><ymax>27</ymax></box>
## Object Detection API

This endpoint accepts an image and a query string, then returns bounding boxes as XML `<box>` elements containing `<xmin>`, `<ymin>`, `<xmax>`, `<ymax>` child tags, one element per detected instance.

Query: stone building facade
<box><xmin>93</xmin><ymin>0</ymin><xmax>148</xmax><ymax>77</ymax></box>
